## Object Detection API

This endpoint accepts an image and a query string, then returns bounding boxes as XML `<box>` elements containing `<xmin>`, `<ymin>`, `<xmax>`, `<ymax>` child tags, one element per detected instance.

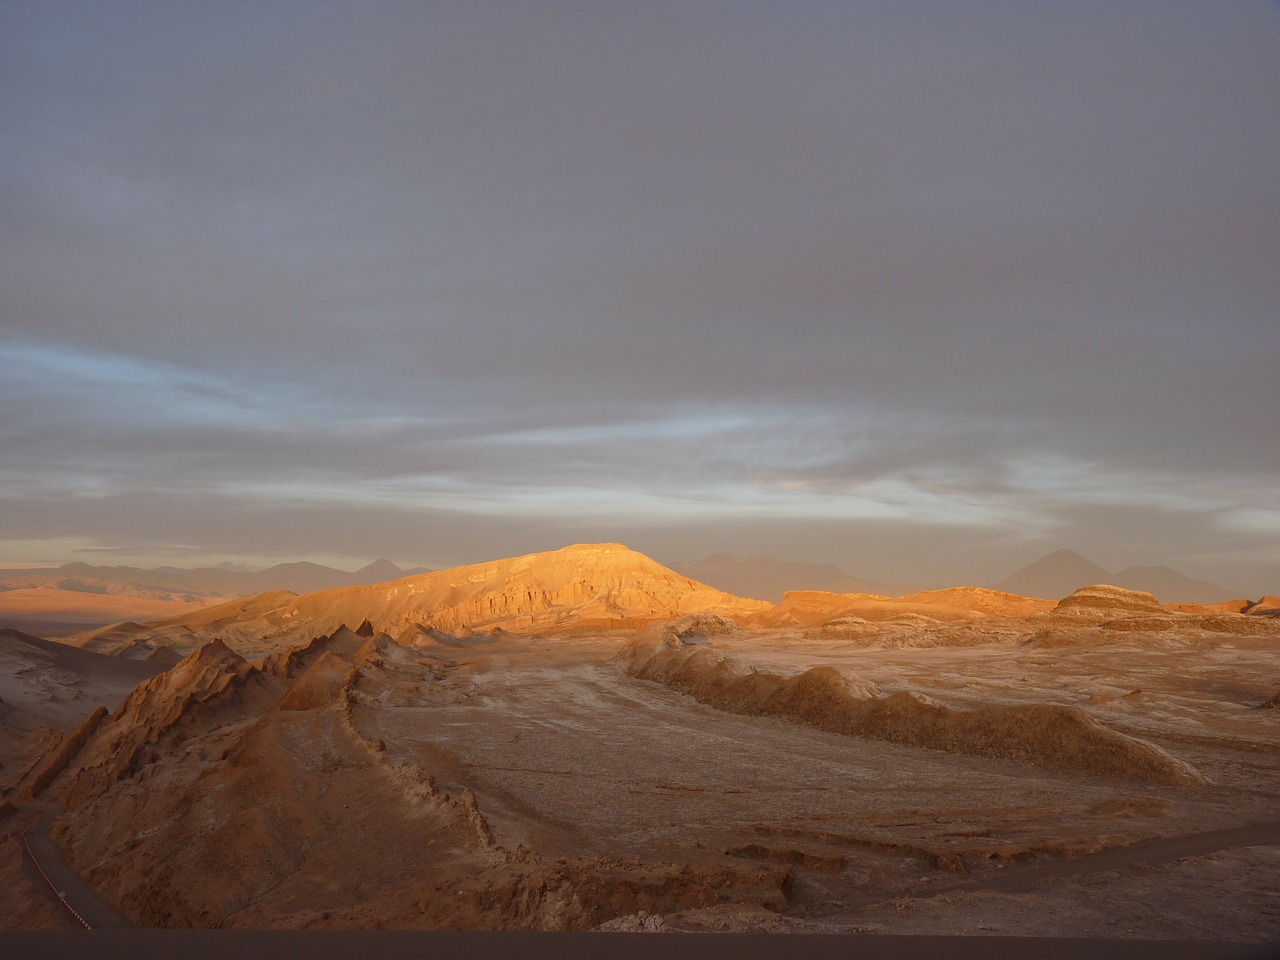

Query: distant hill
<box><xmin>675</xmin><ymin>554</ymin><xmax>889</xmax><ymax>603</ymax></box>
<box><xmin>991</xmin><ymin>549</ymin><xmax>1112</xmax><ymax>600</ymax></box>
<box><xmin>992</xmin><ymin>549</ymin><xmax>1241</xmax><ymax>603</ymax></box>
<box><xmin>101</xmin><ymin>558</ymin><xmax>429</xmax><ymax>595</ymax></box>
<box><xmin>767</xmin><ymin>586</ymin><xmax>1054</xmax><ymax>627</ymax></box>
<box><xmin>1111</xmin><ymin>566</ymin><xmax>1240</xmax><ymax>605</ymax></box>
<box><xmin>0</xmin><ymin>558</ymin><xmax>431</xmax><ymax>635</ymax></box>
<box><xmin>0</xmin><ymin>627</ymin><xmax>168</xmax><ymax>731</ymax></box>
<box><xmin>65</xmin><ymin>543</ymin><xmax>770</xmax><ymax>659</ymax></box>
<box><xmin>353</xmin><ymin>558</ymin><xmax>424</xmax><ymax>585</ymax></box>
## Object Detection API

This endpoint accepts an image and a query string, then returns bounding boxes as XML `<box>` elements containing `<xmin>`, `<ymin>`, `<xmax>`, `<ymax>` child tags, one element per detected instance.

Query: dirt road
<box><xmin>18</xmin><ymin>804</ymin><xmax>132</xmax><ymax>929</ymax></box>
<box><xmin>913</xmin><ymin>818</ymin><xmax>1280</xmax><ymax>899</ymax></box>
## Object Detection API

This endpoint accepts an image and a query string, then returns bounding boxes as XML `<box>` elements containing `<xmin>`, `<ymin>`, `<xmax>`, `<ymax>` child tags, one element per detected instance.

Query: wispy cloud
<box><xmin>1</xmin><ymin>1</ymin><xmax>1277</xmax><ymax>592</ymax></box>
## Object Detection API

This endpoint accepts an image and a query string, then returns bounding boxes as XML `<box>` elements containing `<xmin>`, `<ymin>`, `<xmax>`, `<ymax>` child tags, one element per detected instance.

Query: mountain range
<box><xmin>991</xmin><ymin>549</ymin><xmax>1242</xmax><ymax>604</ymax></box>
<box><xmin>680</xmin><ymin>548</ymin><xmax>1246</xmax><ymax>606</ymax></box>
<box><xmin>5</xmin><ymin>541</ymin><xmax>1277</xmax><ymax>933</ymax></box>
<box><xmin>0</xmin><ymin>545</ymin><xmax>1254</xmax><ymax>639</ymax></box>
<box><xmin>0</xmin><ymin>558</ymin><xmax>431</xmax><ymax>635</ymax></box>
<box><xmin>675</xmin><ymin>554</ymin><xmax>897</xmax><ymax>603</ymax></box>
<box><xmin>63</xmin><ymin>543</ymin><xmax>769</xmax><ymax>660</ymax></box>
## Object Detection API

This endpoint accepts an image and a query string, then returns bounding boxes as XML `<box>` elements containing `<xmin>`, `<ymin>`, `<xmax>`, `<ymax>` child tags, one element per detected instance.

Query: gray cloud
<box><xmin>2</xmin><ymin>1</ymin><xmax>1278</xmax><ymax>592</ymax></box>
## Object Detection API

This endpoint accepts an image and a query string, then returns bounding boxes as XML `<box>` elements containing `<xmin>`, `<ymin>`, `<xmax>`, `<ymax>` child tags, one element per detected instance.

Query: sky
<box><xmin>1</xmin><ymin>0</ymin><xmax>1278</xmax><ymax>593</ymax></box>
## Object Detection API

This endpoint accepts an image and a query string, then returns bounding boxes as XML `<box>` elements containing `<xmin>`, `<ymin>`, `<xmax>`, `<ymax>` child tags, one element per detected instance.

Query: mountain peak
<box><xmin>1042</xmin><ymin>548</ymin><xmax>1092</xmax><ymax>561</ymax></box>
<box><xmin>353</xmin><ymin>558</ymin><xmax>405</xmax><ymax>583</ymax></box>
<box><xmin>993</xmin><ymin>550</ymin><xmax>1244</xmax><ymax>604</ymax></box>
<box><xmin>991</xmin><ymin>549</ymin><xmax>1113</xmax><ymax>601</ymax></box>
<box><xmin>1111</xmin><ymin>565</ymin><xmax>1241</xmax><ymax>604</ymax></box>
<box><xmin>95</xmin><ymin>543</ymin><xmax>770</xmax><ymax>657</ymax></box>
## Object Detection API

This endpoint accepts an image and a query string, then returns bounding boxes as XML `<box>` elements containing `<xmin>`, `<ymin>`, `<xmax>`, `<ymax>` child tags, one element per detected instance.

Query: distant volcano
<box><xmin>993</xmin><ymin>549</ymin><xmax>1240</xmax><ymax>603</ymax></box>
<box><xmin>676</xmin><ymin>554</ymin><xmax>890</xmax><ymax>603</ymax></box>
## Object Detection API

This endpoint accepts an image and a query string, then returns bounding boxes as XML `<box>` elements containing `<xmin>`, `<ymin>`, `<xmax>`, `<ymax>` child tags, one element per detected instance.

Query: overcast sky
<box><xmin>2</xmin><ymin>0</ymin><xmax>1278</xmax><ymax>592</ymax></box>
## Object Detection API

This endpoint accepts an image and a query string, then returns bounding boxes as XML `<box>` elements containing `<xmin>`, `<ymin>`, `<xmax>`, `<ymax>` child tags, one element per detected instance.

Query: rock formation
<box><xmin>65</xmin><ymin>544</ymin><xmax>769</xmax><ymax>659</ymax></box>
<box><xmin>618</xmin><ymin>620</ymin><xmax>1209</xmax><ymax>787</ymax></box>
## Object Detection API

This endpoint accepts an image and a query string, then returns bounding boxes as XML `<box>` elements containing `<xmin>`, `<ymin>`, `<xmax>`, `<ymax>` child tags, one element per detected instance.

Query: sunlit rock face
<box><xmin>6</xmin><ymin>542</ymin><xmax>1280</xmax><ymax>937</ymax></box>
<box><xmin>61</xmin><ymin>544</ymin><xmax>770</xmax><ymax>660</ymax></box>
<box><xmin>1049</xmin><ymin>584</ymin><xmax>1170</xmax><ymax>620</ymax></box>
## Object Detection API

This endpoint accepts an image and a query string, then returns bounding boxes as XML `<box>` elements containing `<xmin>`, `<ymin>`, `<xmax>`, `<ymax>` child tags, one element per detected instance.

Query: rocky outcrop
<box><xmin>1245</xmin><ymin>596</ymin><xmax>1280</xmax><ymax>616</ymax></box>
<box><xmin>766</xmin><ymin>586</ymin><xmax>1052</xmax><ymax>628</ymax></box>
<box><xmin>18</xmin><ymin>706</ymin><xmax>108</xmax><ymax>800</ymax></box>
<box><xmin>1019</xmin><ymin>586</ymin><xmax>1280</xmax><ymax>643</ymax></box>
<box><xmin>257</xmin><ymin>625</ymin><xmax>368</xmax><ymax>678</ymax></box>
<box><xmin>620</xmin><ymin>629</ymin><xmax>1208</xmax><ymax>787</ymax></box>
<box><xmin>275</xmin><ymin>652</ymin><xmax>351</xmax><ymax>711</ymax></box>
<box><xmin>1041</xmin><ymin>584</ymin><xmax>1172</xmax><ymax>624</ymax></box>
<box><xmin>91</xmin><ymin>639</ymin><xmax>254</xmax><ymax>782</ymax></box>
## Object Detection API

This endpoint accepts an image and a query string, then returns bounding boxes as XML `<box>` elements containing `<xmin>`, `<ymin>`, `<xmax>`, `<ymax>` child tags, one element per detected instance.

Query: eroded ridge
<box><xmin>16</xmin><ymin>627</ymin><xmax>792</xmax><ymax>929</ymax></box>
<box><xmin>618</xmin><ymin>616</ymin><xmax>1209</xmax><ymax>787</ymax></box>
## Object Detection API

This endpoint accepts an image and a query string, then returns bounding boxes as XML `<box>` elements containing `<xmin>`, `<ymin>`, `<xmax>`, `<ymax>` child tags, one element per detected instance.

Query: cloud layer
<box><xmin>2</xmin><ymin>1</ymin><xmax>1278</xmax><ymax>592</ymax></box>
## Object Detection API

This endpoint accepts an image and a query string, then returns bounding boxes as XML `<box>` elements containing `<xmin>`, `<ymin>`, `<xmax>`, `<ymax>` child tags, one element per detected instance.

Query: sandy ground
<box><xmin>5</xmin><ymin>620</ymin><xmax>1278</xmax><ymax>939</ymax></box>
<box><xmin>348</xmin><ymin>629</ymin><xmax>1280</xmax><ymax>938</ymax></box>
<box><xmin>0</xmin><ymin>629</ymin><xmax>166</xmax><ymax>797</ymax></box>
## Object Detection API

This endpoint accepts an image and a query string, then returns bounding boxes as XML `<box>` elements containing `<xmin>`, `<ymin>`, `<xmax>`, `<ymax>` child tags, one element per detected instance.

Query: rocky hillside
<box><xmin>65</xmin><ymin>544</ymin><xmax>770</xmax><ymax>659</ymax></box>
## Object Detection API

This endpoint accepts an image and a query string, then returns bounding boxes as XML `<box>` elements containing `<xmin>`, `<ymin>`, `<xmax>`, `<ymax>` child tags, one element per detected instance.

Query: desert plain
<box><xmin>2</xmin><ymin>543</ymin><xmax>1278</xmax><ymax>941</ymax></box>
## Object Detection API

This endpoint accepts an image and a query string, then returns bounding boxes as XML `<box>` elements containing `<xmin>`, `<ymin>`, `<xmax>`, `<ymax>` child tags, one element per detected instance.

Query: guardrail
<box><xmin>19</xmin><ymin>829</ymin><xmax>92</xmax><ymax>929</ymax></box>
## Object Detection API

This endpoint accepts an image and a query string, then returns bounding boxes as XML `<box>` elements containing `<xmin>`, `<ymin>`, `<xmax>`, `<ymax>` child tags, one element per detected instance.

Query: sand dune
<box><xmin>0</xmin><ymin>627</ymin><xmax>167</xmax><ymax>742</ymax></box>
<box><xmin>0</xmin><ymin>627</ymin><xmax>168</xmax><ymax>818</ymax></box>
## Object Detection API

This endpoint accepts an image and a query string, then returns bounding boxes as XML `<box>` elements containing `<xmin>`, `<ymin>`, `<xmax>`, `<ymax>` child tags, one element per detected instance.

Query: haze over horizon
<box><xmin>3</xmin><ymin>2</ymin><xmax>1278</xmax><ymax>595</ymax></box>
